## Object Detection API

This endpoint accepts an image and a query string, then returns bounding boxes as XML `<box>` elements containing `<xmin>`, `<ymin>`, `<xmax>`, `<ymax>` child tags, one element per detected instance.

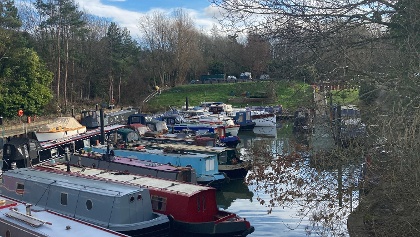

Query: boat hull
<box><xmin>196</xmin><ymin>173</ymin><xmax>227</xmax><ymax>189</ymax></box>
<box><xmin>120</xmin><ymin>218</ymin><xmax>171</xmax><ymax>237</ymax></box>
<box><xmin>170</xmin><ymin>216</ymin><xmax>255</xmax><ymax>237</ymax></box>
<box><xmin>35</xmin><ymin>127</ymin><xmax>87</xmax><ymax>142</ymax></box>
<box><xmin>219</xmin><ymin>161</ymin><xmax>251</xmax><ymax>180</ymax></box>
<box><xmin>238</xmin><ymin>122</ymin><xmax>256</xmax><ymax>131</ymax></box>
<box><xmin>225</xmin><ymin>126</ymin><xmax>240</xmax><ymax>136</ymax></box>
<box><xmin>251</xmin><ymin>113</ymin><xmax>276</xmax><ymax>127</ymax></box>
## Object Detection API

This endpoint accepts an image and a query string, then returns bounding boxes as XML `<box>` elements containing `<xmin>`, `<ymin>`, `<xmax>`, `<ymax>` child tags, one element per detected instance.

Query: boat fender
<box><xmin>167</xmin><ymin>214</ymin><xmax>175</xmax><ymax>223</ymax></box>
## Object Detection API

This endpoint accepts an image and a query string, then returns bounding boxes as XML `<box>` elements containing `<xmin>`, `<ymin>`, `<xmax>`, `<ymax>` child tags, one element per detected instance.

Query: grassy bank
<box><xmin>144</xmin><ymin>80</ymin><xmax>314</xmax><ymax>113</ymax></box>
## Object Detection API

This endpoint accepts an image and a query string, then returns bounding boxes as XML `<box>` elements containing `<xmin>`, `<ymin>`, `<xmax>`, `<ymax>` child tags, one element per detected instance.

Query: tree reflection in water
<box><xmin>243</xmin><ymin>131</ymin><xmax>363</xmax><ymax>236</ymax></box>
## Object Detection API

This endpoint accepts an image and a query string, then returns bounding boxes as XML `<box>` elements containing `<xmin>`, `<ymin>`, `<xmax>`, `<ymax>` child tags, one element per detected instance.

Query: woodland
<box><xmin>1</xmin><ymin>0</ymin><xmax>420</xmax><ymax>236</ymax></box>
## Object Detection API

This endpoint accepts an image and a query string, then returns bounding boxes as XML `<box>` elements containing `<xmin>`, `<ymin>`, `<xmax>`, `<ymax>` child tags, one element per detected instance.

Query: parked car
<box><xmin>227</xmin><ymin>76</ymin><xmax>237</xmax><ymax>81</ymax></box>
<box><xmin>259</xmin><ymin>74</ymin><xmax>270</xmax><ymax>80</ymax></box>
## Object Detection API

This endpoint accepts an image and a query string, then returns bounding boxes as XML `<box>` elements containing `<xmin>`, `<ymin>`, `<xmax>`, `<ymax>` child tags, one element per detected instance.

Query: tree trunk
<box><xmin>118</xmin><ymin>75</ymin><xmax>121</xmax><ymax>104</ymax></box>
<box><xmin>64</xmin><ymin>32</ymin><xmax>69</xmax><ymax>113</ymax></box>
<box><xmin>56</xmin><ymin>27</ymin><xmax>61</xmax><ymax>104</ymax></box>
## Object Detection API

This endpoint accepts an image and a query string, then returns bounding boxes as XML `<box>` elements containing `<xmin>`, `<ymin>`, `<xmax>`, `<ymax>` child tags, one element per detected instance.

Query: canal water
<box><xmin>217</xmin><ymin>121</ymin><xmax>362</xmax><ymax>237</ymax></box>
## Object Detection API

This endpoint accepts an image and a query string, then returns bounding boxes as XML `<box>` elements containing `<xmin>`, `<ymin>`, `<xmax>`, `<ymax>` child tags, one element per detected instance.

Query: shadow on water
<box><xmin>227</xmin><ymin>121</ymin><xmax>363</xmax><ymax>237</ymax></box>
<box><xmin>216</xmin><ymin>179</ymin><xmax>254</xmax><ymax>209</ymax></box>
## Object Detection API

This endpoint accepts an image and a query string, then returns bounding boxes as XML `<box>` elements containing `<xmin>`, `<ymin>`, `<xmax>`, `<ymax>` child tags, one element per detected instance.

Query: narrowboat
<box><xmin>2</xmin><ymin>124</ymin><xmax>126</xmax><ymax>170</ymax></box>
<box><xmin>64</xmin><ymin>151</ymin><xmax>197</xmax><ymax>184</ymax></box>
<box><xmin>146</xmin><ymin>143</ymin><xmax>252</xmax><ymax>180</ymax></box>
<box><xmin>86</xmin><ymin>144</ymin><xmax>227</xmax><ymax>188</ymax></box>
<box><xmin>80</xmin><ymin>107</ymin><xmax>138</xmax><ymax>129</ymax></box>
<box><xmin>34</xmin><ymin>162</ymin><xmax>255</xmax><ymax>237</ymax></box>
<box><xmin>0</xmin><ymin>167</ymin><xmax>171</xmax><ymax>237</ymax></box>
<box><xmin>0</xmin><ymin>195</ymin><xmax>129</xmax><ymax>237</ymax></box>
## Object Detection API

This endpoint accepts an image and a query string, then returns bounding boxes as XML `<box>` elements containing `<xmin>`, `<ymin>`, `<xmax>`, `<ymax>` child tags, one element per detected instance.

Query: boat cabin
<box><xmin>234</xmin><ymin>111</ymin><xmax>256</xmax><ymax>131</ymax></box>
<box><xmin>0</xmin><ymin>195</ymin><xmax>130</xmax><ymax>237</ymax></box>
<box><xmin>67</xmin><ymin>152</ymin><xmax>197</xmax><ymax>184</ymax></box>
<box><xmin>2</xmin><ymin>125</ymin><xmax>126</xmax><ymax>170</ymax></box>
<box><xmin>147</xmin><ymin>143</ymin><xmax>251</xmax><ymax>180</ymax></box>
<box><xmin>1</xmin><ymin>167</ymin><xmax>170</xmax><ymax>236</ymax></box>
<box><xmin>87</xmin><ymin>144</ymin><xmax>226</xmax><ymax>187</ymax></box>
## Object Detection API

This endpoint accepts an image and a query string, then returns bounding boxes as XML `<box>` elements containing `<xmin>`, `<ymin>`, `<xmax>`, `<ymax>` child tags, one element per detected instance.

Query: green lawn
<box><xmin>144</xmin><ymin>80</ymin><xmax>314</xmax><ymax>113</ymax></box>
<box><xmin>331</xmin><ymin>89</ymin><xmax>360</xmax><ymax>105</ymax></box>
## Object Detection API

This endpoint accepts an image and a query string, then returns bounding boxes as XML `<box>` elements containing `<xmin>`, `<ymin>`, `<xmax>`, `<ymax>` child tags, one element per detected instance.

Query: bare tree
<box><xmin>212</xmin><ymin>0</ymin><xmax>420</xmax><ymax>236</ymax></box>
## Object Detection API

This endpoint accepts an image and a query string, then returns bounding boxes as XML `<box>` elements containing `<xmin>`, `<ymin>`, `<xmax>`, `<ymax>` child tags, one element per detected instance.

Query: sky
<box><xmin>74</xmin><ymin>0</ymin><xmax>222</xmax><ymax>40</ymax></box>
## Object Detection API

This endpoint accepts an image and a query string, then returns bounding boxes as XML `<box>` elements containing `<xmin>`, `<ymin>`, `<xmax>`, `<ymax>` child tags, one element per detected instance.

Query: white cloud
<box><xmin>74</xmin><ymin>0</ymin><xmax>222</xmax><ymax>40</ymax></box>
<box><xmin>75</xmin><ymin>0</ymin><xmax>145</xmax><ymax>39</ymax></box>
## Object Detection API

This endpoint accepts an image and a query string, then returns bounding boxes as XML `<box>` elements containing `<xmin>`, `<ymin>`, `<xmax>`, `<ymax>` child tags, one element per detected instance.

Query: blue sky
<box><xmin>74</xmin><ymin>0</ymin><xmax>221</xmax><ymax>39</ymax></box>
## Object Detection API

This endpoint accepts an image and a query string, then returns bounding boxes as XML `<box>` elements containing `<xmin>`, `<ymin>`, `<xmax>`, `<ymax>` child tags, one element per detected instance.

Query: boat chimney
<box><xmin>185</xmin><ymin>97</ymin><xmax>189</xmax><ymax>111</ymax></box>
<box><xmin>100</xmin><ymin>107</ymin><xmax>105</xmax><ymax>145</ymax></box>
<box><xmin>26</xmin><ymin>204</ymin><xmax>32</xmax><ymax>216</ymax></box>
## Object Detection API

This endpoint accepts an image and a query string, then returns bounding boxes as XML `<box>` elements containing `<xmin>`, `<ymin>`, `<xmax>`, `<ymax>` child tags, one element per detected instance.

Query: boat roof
<box><xmin>0</xmin><ymin>195</ymin><xmax>128</xmax><ymax>237</ymax></box>
<box><xmin>39</xmin><ymin>124</ymin><xmax>126</xmax><ymax>150</ymax></box>
<box><xmin>37</xmin><ymin>117</ymin><xmax>86</xmax><ymax>132</ymax></box>
<box><xmin>5</xmin><ymin>167</ymin><xmax>142</xmax><ymax>197</ymax></box>
<box><xmin>127</xmin><ymin>147</ymin><xmax>217</xmax><ymax>159</ymax></box>
<box><xmin>114</xmin><ymin>157</ymin><xmax>182</xmax><ymax>171</ymax></box>
<box><xmin>35</xmin><ymin>163</ymin><xmax>214</xmax><ymax>197</ymax></box>
<box><xmin>148</xmin><ymin>143</ymin><xmax>232</xmax><ymax>153</ymax></box>
<box><xmin>81</xmin><ymin>153</ymin><xmax>183</xmax><ymax>172</ymax></box>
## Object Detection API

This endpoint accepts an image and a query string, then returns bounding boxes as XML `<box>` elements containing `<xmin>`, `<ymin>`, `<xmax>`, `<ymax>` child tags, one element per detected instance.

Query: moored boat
<box><xmin>66</xmin><ymin>151</ymin><xmax>198</xmax><ymax>184</ymax></box>
<box><xmin>34</xmin><ymin>162</ymin><xmax>255</xmax><ymax>237</ymax></box>
<box><xmin>249</xmin><ymin>110</ymin><xmax>277</xmax><ymax>127</ymax></box>
<box><xmin>147</xmin><ymin>143</ymin><xmax>252</xmax><ymax>180</ymax></box>
<box><xmin>234</xmin><ymin>110</ymin><xmax>256</xmax><ymax>131</ymax></box>
<box><xmin>2</xmin><ymin>124</ymin><xmax>126</xmax><ymax>170</ymax></box>
<box><xmin>0</xmin><ymin>167</ymin><xmax>171</xmax><ymax>237</ymax></box>
<box><xmin>34</xmin><ymin>117</ymin><xmax>87</xmax><ymax>142</ymax></box>
<box><xmin>80</xmin><ymin>107</ymin><xmax>138</xmax><ymax>129</ymax></box>
<box><xmin>86</xmin><ymin>144</ymin><xmax>227</xmax><ymax>188</ymax></box>
<box><xmin>0</xmin><ymin>195</ymin><xmax>129</xmax><ymax>237</ymax></box>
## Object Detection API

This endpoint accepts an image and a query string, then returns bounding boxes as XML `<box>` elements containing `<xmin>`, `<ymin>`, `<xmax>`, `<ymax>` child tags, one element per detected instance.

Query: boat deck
<box><xmin>0</xmin><ymin>195</ymin><xmax>128</xmax><ymax>237</ymax></box>
<box><xmin>35</xmin><ymin>163</ymin><xmax>213</xmax><ymax>196</ymax></box>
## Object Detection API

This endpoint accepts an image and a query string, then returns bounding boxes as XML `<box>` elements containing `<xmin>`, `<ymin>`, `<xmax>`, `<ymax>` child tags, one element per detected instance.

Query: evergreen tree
<box><xmin>0</xmin><ymin>0</ymin><xmax>53</xmax><ymax>118</ymax></box>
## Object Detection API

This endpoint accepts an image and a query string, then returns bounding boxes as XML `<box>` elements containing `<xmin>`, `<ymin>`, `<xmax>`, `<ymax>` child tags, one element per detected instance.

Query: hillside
<box><xmin>143</xmin><ymin>80</ymin><xmax>313</xmax><ymax>113</ymax></box>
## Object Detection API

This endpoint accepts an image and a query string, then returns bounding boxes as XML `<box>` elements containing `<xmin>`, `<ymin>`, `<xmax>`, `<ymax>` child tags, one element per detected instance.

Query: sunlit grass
<box><xmin>146</xmin><ymin>81</ymin><xmax>313</xmax><ymax>112</ymax></box>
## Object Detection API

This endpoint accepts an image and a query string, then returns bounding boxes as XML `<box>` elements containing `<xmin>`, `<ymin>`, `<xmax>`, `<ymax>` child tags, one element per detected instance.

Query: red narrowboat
<box><xmin>34</xmin><ymin>162</ymin><xmax>255</xmax><ymax>237</ymax></box>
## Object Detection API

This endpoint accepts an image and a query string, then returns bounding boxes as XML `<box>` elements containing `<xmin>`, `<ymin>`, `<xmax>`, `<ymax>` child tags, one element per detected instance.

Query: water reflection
<box><xmin>220</xmin><ymin>121</ymin><xmax>361</xmax><ymax>237</ymax></box>
<box><xmin>216</xmin><ymin>179</ymin><xmax>253</xmax><ymax>209</ymax></box>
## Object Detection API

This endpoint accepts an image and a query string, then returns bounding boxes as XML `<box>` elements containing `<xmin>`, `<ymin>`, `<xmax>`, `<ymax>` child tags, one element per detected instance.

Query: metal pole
<box><xmin>0</xmin><ymin>116</ymin><xmax>4</xmax><ymax>139</ymax></box>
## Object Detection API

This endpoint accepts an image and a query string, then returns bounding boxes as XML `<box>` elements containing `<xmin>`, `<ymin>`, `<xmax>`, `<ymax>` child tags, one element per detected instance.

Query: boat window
<box><xmin>29</xmin><ymin>142</ymin><xmax>37</xmax><ymax>151</ymax></box>
<box><xmin>131</xmin><ymin>116</ymin><xmax>142</xmax><ymax>123</ymax></box>
<box><xmin>86</xmin><ymin>199</ymin><xmax>92</xmax><ymax>210</ymax></box>
<box><xmin>219</xmin><ymin>153</ymin><xmax>228</xmax><ymax>164</ymax></box>
<box><xmin>205</xmin><ymin>159</ymin><xmax>214</xmax><ymax>171</ymax></box>
<box><xmin>202</xmin><ymin>195</ymin><xmax>206</xmax><ymax>211</ymax></box>
<box><xmin>197</xmin><ymin>196</ymin><xmax>200</xmax><ymax>212</ymax></box>
<box><xmin>5</xmin><ymin>145</ymin><xmax>11</xmax><ymax>155</ymax></box>
<box><xmin>236</xmin><ymin>114</ymin><xmax>244</xmax><ymax>123</ymax></box>
<box><xmin>130</xmin><ymin>196</ymin><xmax>135</xmax><ymax>202</ymax></box>
<box><xmin>151</xmin><ymin>195</ymin><xmax>167</xmax><ymax>211</ymax></box>
<box><xmin>16</xmin><ymin>183</ymin><xmax>24</xmax><ymax>195</ymax></box>
<box><xmin>61</xmin><ymin>193</ymin><xmax>68</xmax><ymax>206</ymax></box>
<box><xmin>246</xmin><ymin>112</ymin><xmax>251</xmax><ymax>120</ymax></box>
<box><xmin>6</xmin><ymin>230</ymin><xmax>10</xmax><ymax>237</ymax></box>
